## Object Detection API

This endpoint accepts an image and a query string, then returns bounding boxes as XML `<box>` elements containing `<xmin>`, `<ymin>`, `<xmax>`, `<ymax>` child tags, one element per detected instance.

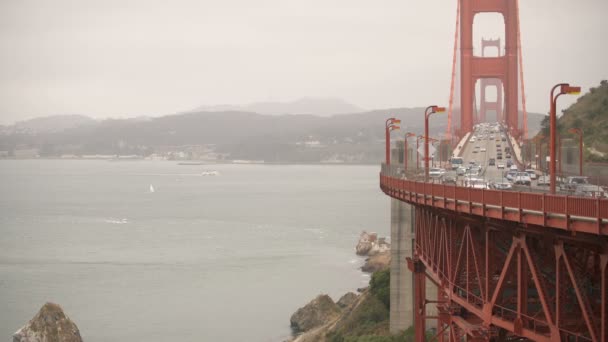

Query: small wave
<box><xmin>105</xmin><ymin>218</ymin><xmax>129</xmax><ymax>225</ymax></box>
<box><xmin>349</xmin><ymin>259</ymin><xmax>359</xmax><ymax>264</ymax></box>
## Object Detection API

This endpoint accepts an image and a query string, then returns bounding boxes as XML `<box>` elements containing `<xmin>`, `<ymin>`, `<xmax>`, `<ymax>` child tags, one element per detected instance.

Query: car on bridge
<box><xmin>456</xmin><ymin>166</ymin><xmax>466</xmax><ymax>175</ymax></box>
<box><xmin>464</xmin><ymin>177</ymin><xmax>489</xmax><ymax>189</ymax></box>
<box><xmin>514</xmin><ymin>172</ymin><xmax>532</xmax><ymax>186</ymax></box>
<box><xmin>497</xmin><ymin>163</ymin><xmax>505</xmax><ymax>169</ymax></box>
<box><xmin>559</xmin><ymin>176</ymin><xmax>589</xmax><ymax>192</ymax></box>
<box><xmin>480</xmin><ymin>147</ymin><xmax>487</xmax><ymax>152</ymax></box>
<box><xmin>490</xmin><ymin>181</ymin><xmax>513</xmax><ymax>190</ymax></box>
<box><xmin>537</xmin><ymin>175</ymin><xmax>550</xmax><ymax>186</ymax></box>
<box><xmin>504</xmin><ymin>170</ymin><xmax>518</xmax><ymax>181</ymax></box>
<box><xmin>489</xmin><ymin>158</ymin><xmax>495</xmax><ymax>166</ymax></box>
<box><xmin>574</xmin><ymin>184</ymin><xmax>606</xmax><ymax>198</ymax></box>
<box><xmin>442</xmin><ymin>173</ymin><xmax>458</xmax><ymax>185</ymax></box>
<box><xmin>524</xmin><ymin>169</ymin><xmax>538</xmax><ymax>180</ymax></box>
<box><xmin>429</xmin><ymin>168</ymin><xmax>446</xmax><ymax>179</ymax></box>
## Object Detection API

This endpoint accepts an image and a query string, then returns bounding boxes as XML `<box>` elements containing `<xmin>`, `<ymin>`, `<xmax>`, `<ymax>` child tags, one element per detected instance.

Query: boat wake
<box><xmin>105</xmin><ymin>218</ymin><xmax>129</xmax><ymax>225</ymax></box>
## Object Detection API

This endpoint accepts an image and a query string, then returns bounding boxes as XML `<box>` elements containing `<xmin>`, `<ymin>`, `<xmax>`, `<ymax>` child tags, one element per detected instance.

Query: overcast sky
<box><xmin>0</xmin><ymin>0</ymin><xmax>606</xmax><ymax>124</ymax></box>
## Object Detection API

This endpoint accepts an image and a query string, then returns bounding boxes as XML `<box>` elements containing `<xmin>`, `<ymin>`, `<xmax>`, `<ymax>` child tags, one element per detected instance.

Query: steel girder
<box><xmin>411</xmin><ymin>206</ymin><xmax>607</xmax><ymax>342</ymax></box>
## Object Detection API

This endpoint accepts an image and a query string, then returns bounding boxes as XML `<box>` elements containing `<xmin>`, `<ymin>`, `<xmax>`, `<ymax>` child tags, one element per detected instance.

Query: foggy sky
<box><xmin>1</xmin><ymin>0</ymin><xmax>606</xmax><ymax>124</ymax></box>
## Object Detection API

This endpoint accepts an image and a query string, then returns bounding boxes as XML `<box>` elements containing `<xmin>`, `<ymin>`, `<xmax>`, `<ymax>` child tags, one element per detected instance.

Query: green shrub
<box><xmin>370</xmin><ymin>269</ymin><xmax>390</xmax><ymax>309</ymax></box>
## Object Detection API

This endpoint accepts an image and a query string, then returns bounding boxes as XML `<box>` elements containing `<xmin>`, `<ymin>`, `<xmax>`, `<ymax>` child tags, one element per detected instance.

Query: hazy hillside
<box><xmin>191</xmin><ymin>97</ymin><xmax>364</xmax><ymax>117</ymax></box>
<box><xmin>537</xmin><ymin>80</ymin><xmax>608</xmax><ymax>161</ymax></box>
<box><xmin>0</xmin><ymin>106</ymin><xmax>545</xmax><ymax>163</ymax></box>
<box><xmin>0</xmin><ymin>115</ymin><xmax>95</xmax><ymax>135</ymax></box>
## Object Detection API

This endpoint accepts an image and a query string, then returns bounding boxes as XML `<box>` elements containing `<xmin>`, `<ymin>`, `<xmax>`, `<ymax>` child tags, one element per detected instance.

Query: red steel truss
<box><xmin>381</xmin><ymin>174</ymin><xmax>608</xmax><ymax>341</ymax></box>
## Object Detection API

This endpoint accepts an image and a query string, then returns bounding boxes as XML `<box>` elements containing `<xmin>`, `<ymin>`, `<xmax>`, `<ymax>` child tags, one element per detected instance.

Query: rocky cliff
<box><xmin>13</xmin><ymin>302</ymin><xmax>83</xmax><ymax>342</ymax></box>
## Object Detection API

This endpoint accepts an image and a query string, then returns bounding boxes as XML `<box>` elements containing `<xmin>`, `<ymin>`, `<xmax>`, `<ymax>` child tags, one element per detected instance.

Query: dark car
<box><xmin>497</xmin><ymin>154</ymin><xmax>503</xmax><ymax>160</ymax></box>
<box><xmin>489</xmin><ymin>158</ymin><xmax>496</xmax><ymax>166</ymax></box>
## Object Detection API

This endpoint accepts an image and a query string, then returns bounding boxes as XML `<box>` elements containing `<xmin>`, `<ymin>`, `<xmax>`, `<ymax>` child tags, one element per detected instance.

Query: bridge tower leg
<box><xmin>460</xmin><ymin>0</ymin><xmax>519</xmax><ymax>133</ymax></box>
<box><xmin>479</xmin><ymin>39</ymin><xmax>504</xmax><ymax>124</ymax></box>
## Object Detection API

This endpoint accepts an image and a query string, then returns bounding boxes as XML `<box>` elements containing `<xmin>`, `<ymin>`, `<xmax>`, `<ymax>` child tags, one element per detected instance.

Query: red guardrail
<box><xmin>380</xmin><ymin>174</ymin><xmax>607</xmax><ymax>236</ymax></box>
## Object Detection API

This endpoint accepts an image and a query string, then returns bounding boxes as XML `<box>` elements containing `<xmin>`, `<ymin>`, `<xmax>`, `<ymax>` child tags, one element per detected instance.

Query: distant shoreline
<box><xmin>0</xmin><ymin>158</ymin><xmax>380</xmax><ymax>166</ymax></box>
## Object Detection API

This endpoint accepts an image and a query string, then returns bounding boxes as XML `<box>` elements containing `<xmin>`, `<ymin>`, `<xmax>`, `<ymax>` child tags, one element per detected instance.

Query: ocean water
<box><xmin>0</xmin><ymin>160</ymin><xmax>389</xmax><ymax>342</ymax></box>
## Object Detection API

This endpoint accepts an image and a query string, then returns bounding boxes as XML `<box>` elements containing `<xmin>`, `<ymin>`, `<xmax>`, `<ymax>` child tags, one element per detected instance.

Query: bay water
<box><xmin>0</xmin><ymin>160</ymin><xmax>389</xmax><ymax>341</ymax></box>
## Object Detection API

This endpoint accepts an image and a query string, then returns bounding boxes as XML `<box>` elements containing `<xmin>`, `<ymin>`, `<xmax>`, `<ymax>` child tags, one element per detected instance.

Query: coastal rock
<box><xmin>290</xmin><ymin>294</ymin><xmax>341</xmax><ymax>333</ymax></box>
<box><xmin>13</xmin><ymin>302</ymin><xmax>82</xmax><ymax>342</ymax></box>
<box><xmin>356</xmin><ymin>231</ymin><xmax>390</xmax><ymax>256</ymax></box>
<box><xmin>361</xmin><ymin>251</ymin><xmax>391</xmax><ymax>273</ymax></box>
<box><xmin>336</xmin><ymin>292</ymin><xmax>358</xmax><ymax>309</ymax></box>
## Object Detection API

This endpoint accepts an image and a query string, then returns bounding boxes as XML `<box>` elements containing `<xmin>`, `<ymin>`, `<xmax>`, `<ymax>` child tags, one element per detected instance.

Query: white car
<box><xmin>537</xmin><ymin>175</ymin><xmax>550</xmax><ymax>186</ymax></box>
<box><xmin>497</xmin><ymin>163</ymin><xmax>505</xmax><ymax>169</ymax></box>
<box><xmin>514</xmin><ymin>172</ymin><xmax>532</xmax><ymax>186</ymax></box>
<box><xmin>505</xmin><ymin>171</ymin><xmax>518</xmax><ymax>181</ymax></box>
<box><xmin>510</xmin><ymin>165</ymin><xmax>518</xmax><ymax>171</ymax></box>
<box><xmin>465</xmin><ymin>178</ymin><xmax>489</xmax><ymax>189</ymax></box>
<box><xmin>524</xmin><ymin>169</ymin><xmax>538</xmax><ymax>180</ymax></box>
<box><xmin>491</xmin><ymin>182</ymin><xmax>513</xmax><ymax>190</ymax></box>
<box><xmin>480</xmin><ymin>147</ymin><xmax>487</xmax><ymax>152</ymax></box>
<box><xmin>429</xmin><ymin>168</ymin><xmax>446</xmax><ymax>178</ymax></box>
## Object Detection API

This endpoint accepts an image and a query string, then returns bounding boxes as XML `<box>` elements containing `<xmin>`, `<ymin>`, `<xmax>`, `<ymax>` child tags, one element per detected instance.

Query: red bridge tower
<box><xmin>460</xmin><ymin>0</ymin><xmax>519</xmax><ymax>133</ymax></box>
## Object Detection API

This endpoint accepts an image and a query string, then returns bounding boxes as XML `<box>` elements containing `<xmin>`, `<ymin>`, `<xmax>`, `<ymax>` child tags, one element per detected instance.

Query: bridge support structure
<box><xmin>460</xmin><ymin>0</ymin><xmax>519</xmax><ymax>135</ymax></box>
<box><xmin>406</xmin><ymin>204</ymin><xmax>606</xmax><ymax>342</ymax></box>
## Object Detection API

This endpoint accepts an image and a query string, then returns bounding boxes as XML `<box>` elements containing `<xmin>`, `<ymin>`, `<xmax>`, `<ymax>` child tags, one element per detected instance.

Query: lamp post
<box><xmin>568</xmin><ymin>128</ymin><xmax>584</xmax><ymax>176</ymax></box>
<box><xmin>550</xmin><ymin>83</ymin><xmax>580</xmax><ymax>193</ymax></box>
<box><xmin>385</xmin><ymin>118</ymin><xmax>401</xmax><ymax>165</ymax></box>
<box><xmin>404</xmin><ymin>132</ymin><xmax>416</xmax><ymax>171</ymax></box>
<box><xmin>424</xmin><ymin>105</ymin><xmax>446</xmax><ymax>181</ymax></box>
<box><xmin>558</xmin><ymin>134</ymin><xmax>562</xmax><ymax>176</ymax></box>
<box><xmin>416</xmin><ymin>135</ymin><xmax>425</xmax><ymax>170</ymax></box>
<box><xmin>431</xmin><ymin>140</ymin><xmax>440</xmax><ymax>168</ymax></box>
<box><xmin>533</xmin><ymin>134</ymin><xmax>544</xmax><ymax>170</ymax></box>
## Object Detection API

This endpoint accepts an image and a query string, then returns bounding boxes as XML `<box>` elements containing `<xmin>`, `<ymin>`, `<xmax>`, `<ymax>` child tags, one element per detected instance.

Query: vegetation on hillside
<box><xmin>325</xmin><ymin>269</ymin><xmax>431</xmax><ymax>342</ymax></box>
<box><xmin>538</xmin><ymin>80</ymin><xmax>608</xmax><ymax>162</ymax></box>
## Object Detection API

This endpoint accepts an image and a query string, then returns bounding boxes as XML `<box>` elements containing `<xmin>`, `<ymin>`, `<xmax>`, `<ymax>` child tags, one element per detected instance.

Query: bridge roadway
<box><xmin>381</xmin><ymin>127</ymin><xmax>608</xmax><ymax>342</ymax></box>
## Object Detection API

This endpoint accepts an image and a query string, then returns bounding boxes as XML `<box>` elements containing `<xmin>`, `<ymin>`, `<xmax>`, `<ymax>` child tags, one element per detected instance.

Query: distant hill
<box><xmin>1</xmin><ymin>115</ymin><xmax>95</xmax><ymax>135</ymax></box>
<box><xmin>191</xmin><ymin>97</ymin><xmax>364</xmax><ymax>117</ymax></box>
<box><xmin>0</xmin><ymin>107</ymin><xmax>546</xmax><ymax>163</ymax></box>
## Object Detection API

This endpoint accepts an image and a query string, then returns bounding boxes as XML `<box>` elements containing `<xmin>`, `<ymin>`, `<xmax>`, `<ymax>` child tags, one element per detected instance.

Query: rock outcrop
<box><xmin>355</xmin><ymin>231</ymin><xmax>390</xmax><ymax>256</ymax></box>
<box><xmin>13</xmin><ymin>302</ymin><xmax>82</xmax><ymax>342</ymax></box>
<box><xmin>336</xmin><ymin>292</ymin><xmax>358</xmax><ymax>309</ymax></box>
<box><xmin>290</xmin><ymin>295</ymin><xmax>341</xmax><ymax>333</ymax></box>
<box><xmin>361</xmin><ymin>251</ymin><xmax>391</xmax><ymax>273</ymax></box>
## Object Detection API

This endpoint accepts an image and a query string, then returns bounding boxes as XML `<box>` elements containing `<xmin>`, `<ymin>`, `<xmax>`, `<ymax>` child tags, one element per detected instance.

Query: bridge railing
<box><xmin>380</xmin><ymin>170</ymin><xmax>608</xmax><ymax>236</ymax></box>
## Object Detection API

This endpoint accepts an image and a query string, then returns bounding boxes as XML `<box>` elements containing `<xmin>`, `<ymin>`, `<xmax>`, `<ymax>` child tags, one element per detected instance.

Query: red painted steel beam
<box><xmin>403</xmin><ymin>203</ymin><xmax>606</xmax><ymax>342</ymax></box>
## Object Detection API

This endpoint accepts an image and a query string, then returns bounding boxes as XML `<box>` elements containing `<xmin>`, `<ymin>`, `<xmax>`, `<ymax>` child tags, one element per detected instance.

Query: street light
<box><xmin>404</xmin><ymin>132</ymin><xmax>416</xmax><ymax>171</ymax></box>
<box><xmin>431</xmin><ymin>140</ymin><xmax>440</xmax><ymax>168</ymax></box>
<box><xmin>568</xmin><ymin>128</ymin><xmax>584</xmax><ymax>176</ymax></box>
<box><xmin>533</xmin><ymin>134</ymin><xmax>544</xmax><ymax>170</ymax></box>
<box><xmin>424</xmin><ymin>105</ymin><xmax>446</xmax><ymax>181</ymax></box>
<box><xmin>416</xmin><ymin>136</ymin><xmax>424</xmax><ymax>170</ymax></box>
<box><xmin>550</xmin><ymin>83</ymin><xmax>580</xmax><ymax>193</ymax></box>
<box><xmin>385</xmin><ymin>118</ymin><xmax>401</xmax><ymax>165</ymax></box>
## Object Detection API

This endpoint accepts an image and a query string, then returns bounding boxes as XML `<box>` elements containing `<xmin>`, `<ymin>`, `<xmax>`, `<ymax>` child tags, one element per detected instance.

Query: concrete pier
<box><xmin>389</xmin><ymin>198</ymin><xmax>438</xmax><ymax>334</ymax></box>
<box><xmin>389</xmin><ymin>198</ymin><xmax>414</xmax><ymax>333</ymax></box>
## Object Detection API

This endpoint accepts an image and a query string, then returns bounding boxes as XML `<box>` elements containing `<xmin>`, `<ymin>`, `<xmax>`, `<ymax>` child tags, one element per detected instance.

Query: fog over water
<box><xmin>0</xmin><ymin>161</ymin><xmax>389</xmax><ymax>341</ymax></box>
